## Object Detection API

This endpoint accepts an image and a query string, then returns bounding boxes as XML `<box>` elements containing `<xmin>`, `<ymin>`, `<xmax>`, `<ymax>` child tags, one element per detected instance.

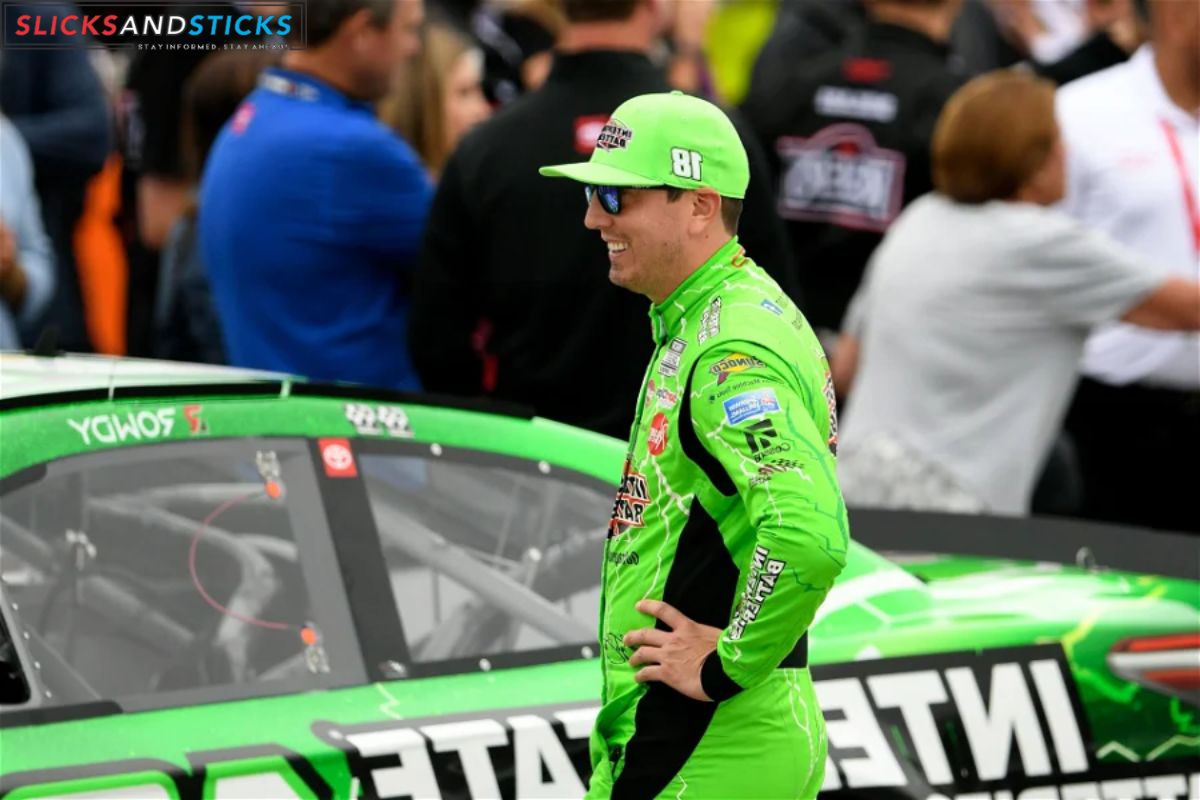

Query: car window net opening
<box><xmin>0</xmin><ymin>439</ymin><xmax>353</xmax><ymax>708</ymax></box>
<box><xmin>359</xmin><ymin>452</ymin><xmax>610</xmax><ymax>666</ymax></box>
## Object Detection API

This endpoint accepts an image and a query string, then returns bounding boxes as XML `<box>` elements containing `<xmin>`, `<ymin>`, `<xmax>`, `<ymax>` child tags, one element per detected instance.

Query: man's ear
<box><xmin>689</xmin><ymin>189</ymin><xmax>722</xmax><ymax>233</ymax></box>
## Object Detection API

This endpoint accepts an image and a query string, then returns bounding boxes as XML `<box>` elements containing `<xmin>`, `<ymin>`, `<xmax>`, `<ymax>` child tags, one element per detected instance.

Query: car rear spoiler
<box><xmin>849</xmin><ymin>508</ymin><xmax>1199</xmax><ymax>581</ymax></box>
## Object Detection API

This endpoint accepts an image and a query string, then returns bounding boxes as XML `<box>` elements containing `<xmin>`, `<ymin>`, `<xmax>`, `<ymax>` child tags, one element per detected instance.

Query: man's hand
<box><xmin>0</xmin><ymin>222</ymin><xmax>27</xmax><ymax>310</ymax></box>
<box><xmin>625</xmin><ymin>599</ymin><xmax>722</xmax><ymax>702</ymax></box>
<box><xmin>1086</xmin><ymin>0</ymin><xmax>1142</xmax><ymax>53</ymax></box>
<box><xmin>0</xmin><ymin>222</ymin><xmax>17</xmax><ymax>277</ymax></box>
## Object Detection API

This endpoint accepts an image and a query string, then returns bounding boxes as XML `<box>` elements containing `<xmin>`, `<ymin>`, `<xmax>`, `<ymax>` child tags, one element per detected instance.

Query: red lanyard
<box><xmin>1159</xmin><ymin>118</ymin><xmax>1200</xmax><ymax>255</ymax></box>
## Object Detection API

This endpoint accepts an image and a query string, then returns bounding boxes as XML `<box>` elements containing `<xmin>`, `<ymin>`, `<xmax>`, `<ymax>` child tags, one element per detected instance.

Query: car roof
<box><xmin>0</xmin><ymin>353</ymin><xmax>288</xmax><ymax>403</ymax></box>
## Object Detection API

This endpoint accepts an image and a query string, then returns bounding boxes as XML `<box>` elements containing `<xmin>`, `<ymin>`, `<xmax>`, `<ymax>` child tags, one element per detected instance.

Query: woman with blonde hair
<box><xmin>832</xmin><ymin>69</ymin><xmax>1200</xmax><ymax>516</ymax></box>
<box><xmin>380</xmin><ymin>22</ymin><xmax>492</xmax><ymax>178</ymax></box>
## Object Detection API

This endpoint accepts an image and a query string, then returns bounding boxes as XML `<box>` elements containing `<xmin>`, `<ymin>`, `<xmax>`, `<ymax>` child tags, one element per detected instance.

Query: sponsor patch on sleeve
<box><xmin>710</xmin><ymin>353</ymin><xmax>765</xmax><ymax>384</ymax></box>
<box><xmin>722</xmin><ymin>389</ymin><xmax>780</xmax><ymax>425</ymax></box>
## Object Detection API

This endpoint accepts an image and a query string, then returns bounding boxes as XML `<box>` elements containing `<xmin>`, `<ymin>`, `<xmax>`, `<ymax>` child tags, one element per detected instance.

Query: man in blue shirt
<box><xmin>200</xmin><ymin>0</ymin><xmax>431</xmax><ymax>390</ymax></box>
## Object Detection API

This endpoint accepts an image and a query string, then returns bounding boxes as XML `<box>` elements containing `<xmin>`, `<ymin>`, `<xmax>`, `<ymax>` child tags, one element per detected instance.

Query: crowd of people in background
<box><xmin>0</xmin><ymin>0</ymin><xmax>1196</xmax><ymax>533</ymax></box>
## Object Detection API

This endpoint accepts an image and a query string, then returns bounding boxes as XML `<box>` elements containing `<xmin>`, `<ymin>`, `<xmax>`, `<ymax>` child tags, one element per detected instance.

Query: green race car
<box><xmin>0</xmin><ymin>353</ymin><xmax>1195</xmax><ymax>799</ymax></box>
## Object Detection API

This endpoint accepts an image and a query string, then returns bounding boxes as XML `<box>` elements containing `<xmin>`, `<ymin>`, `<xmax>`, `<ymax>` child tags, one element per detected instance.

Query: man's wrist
<box><xmin>699</xmin><ymin>649</ymin><xmax>744</xmax><ymax>702</ymax></box>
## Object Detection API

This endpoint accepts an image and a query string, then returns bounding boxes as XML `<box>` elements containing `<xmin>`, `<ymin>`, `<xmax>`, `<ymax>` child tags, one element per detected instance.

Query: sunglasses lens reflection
<box><xmin>600</xmin><ymin>186</ymin><xmax>620</xmax><ymax>214</ymax></box>
<box><xmin>585</xmin><ymin>185</ymin><xmax>621</xmax><ymax>214</ymax></box>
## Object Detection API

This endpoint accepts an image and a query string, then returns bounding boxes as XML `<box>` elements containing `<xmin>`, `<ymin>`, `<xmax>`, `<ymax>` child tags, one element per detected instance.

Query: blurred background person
<box><xmin>200</xmin><ymin>0</ymin><xmax>432</xmax><ymax>390</ymax></box>
<box><xmin>1</xmin><ymin>3</ymin><xmax>110</xmax><ymax>351</ymax></box>
<box><xmin>1029</xmin><ymin>0</ymin><xmax>1145</xmax><ymax>85</ymax></box>
<box><xmin>410</xmin><ymin>0</ymin><xmax>796</xmax><ymax>441</ymax></box>
<box><xmin>833</xmin><ymin>70</ymin><xmax>1200</xmax><ymax>516</ymax></box>
<box><xmin>117</xmin><ymin>1</ymin><xmax>266</xmax><ymax>357</ymax></box>
<box><xmin>987</xmin><ymin>0</ymin><xmax>1089</xmax><ymax>65</ymax></box>
<box><xmin>428</xmin><ymin>0</ymin><xmax>563</xmax><ymax>105</ymax></box>
<box><xmin>966</xmin><ymin>0</ymin><xmax>1145</xmax><ymax>84</ymax></box>
<box><xmin>380</xmin><ymin>21</ymin><xmax>492</xmax><ymax>178</ymax></box>
<box><xmin>743</xmin><ymin>0</ymin><xmax>964</xmax><ymax>357</ymax></box>
<box><xmin>1057</xmin><ymin>0</ymin><xmax>1200</xmax><ymax>533</ymax></box>
<box><xmin>658</xmin><ymin>0</ymin><xmax>716</xmax><ymax>96</ymax></box>
<box><xmin>154</xmin><ymin>50</ymin><xmax>279</xmax><ymax>366</ymax></box>
<box><xmin>472</xmin><ymin>0</ymin><xmax>564</xmax><ymax>103</ymax></box>
<box><xmin>0</xmin><ymin>116</ymin><xmax>56</xmax><ymax>351</ymax></box>
<box><xmin>745</xmin><ymin>0</ymin><xmax>863</xmax><ymax>109</ymax></box>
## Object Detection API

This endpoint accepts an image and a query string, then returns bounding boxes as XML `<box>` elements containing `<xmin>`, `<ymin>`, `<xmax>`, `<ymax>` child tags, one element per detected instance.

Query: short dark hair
<box><xmin>664</xmin><ymin>187</ymin><xmax>743</xmax><ymax>234</ymax></box>
<box><xmin>720</xmin><ymin>197</ymin><xmax>743</xmax><ymax>234</ymax></box>
<box><xmin>562</xmin><ymin>0</ymin><xmax>638</xmax><ymax>24</ymax></box>
<box><xmin>295</xmin><ymin>0</ymin><xmax>394</xmax><ymax>46</ymax></box>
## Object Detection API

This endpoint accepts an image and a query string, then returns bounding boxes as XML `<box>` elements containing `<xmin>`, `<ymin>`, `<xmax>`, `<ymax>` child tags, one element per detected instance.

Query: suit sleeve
<box><xmin>687</xmin><ymin>341</ymin><xmax>849</xmax><ymax>699</ymax></box>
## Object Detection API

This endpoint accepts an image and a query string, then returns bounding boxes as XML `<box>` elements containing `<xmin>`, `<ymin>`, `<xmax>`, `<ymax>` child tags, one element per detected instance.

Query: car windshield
<box><xmin>0</xmin><ymin>432</ymin><xmax>617</xmax><ymax>708</ymax></box>
<box><xmin>0</xmin><ymin>438</ymin><xmax>361</xmax><ymax>709</ymax></box>
<box><xmin>0</xmin><ymin>598</ymin><xmax>29</xmax><ymax>704</ymax></box>
<box><xmin>357</xmin><ymin>447</ymin><xmax>610</xmax><ymax>667</ymax></box>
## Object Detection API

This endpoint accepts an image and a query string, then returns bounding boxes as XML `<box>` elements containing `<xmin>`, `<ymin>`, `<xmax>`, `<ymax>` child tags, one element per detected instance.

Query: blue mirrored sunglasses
<box><xmin>584</xmin><ymin>185</ymin><xmax>623</xmax><ymax>214</ymax></box>
<box><xmin>584</xmin><ymin>185</ymin><xmax>670</xmax><ymax>215</ymax></box>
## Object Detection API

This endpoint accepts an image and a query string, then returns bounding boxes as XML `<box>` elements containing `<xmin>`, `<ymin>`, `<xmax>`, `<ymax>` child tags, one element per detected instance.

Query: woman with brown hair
<box><xmin>379</xmin><ymin>22</ymin><xmax>492</xmax><ymax>178</ymax></box>
<box><xmin>831</xmin><ymin>69</ymin><xmax>1200</xmax><ymax>517</ymax></box>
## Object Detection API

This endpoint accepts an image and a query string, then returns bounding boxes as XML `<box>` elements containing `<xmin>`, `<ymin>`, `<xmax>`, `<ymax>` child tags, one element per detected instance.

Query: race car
<box><xmin>0</xmin><ymin>353</ymin><xmax>1195</xmax><ymax>800</ymax></box>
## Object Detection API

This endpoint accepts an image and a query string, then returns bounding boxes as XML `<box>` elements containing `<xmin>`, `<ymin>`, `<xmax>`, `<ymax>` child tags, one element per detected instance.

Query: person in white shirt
<box><xmin>1056</xmin><ymin>0</ymin><xmax>1200</xmax><ymax>532</ymax></box>
<box><xmin>832</xmin><ymin>70</ymin><xmax>1200</xmax><ymax>517</ymax></box>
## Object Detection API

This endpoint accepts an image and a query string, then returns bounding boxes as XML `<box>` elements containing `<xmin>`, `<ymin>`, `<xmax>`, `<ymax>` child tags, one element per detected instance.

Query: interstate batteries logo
<box><xmin>595</xmin><ymin>118</ymin><xmax>633</xmax><ymax>151</ymax></box>
<box><xmin>2</xmin><ymin>2</ymin><xmax>302</xmax><ymax>49</ymax></box>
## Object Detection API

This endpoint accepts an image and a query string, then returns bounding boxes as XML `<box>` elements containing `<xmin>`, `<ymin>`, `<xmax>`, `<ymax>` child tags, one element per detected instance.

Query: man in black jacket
<box><xmin>410</xmin><ymin>0</ymin><xmax>796</xmax><ymax>441</ymax></box>
<box><xmin>743</xmin><ymin>0</ymin><xmax>963</xmax><ymax>346</ymax></box>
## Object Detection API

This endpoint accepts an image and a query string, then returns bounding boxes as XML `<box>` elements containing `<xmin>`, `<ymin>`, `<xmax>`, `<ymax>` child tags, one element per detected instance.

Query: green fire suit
<box><xmin>588</xmin><ymin>236</ymin><xmax>850</xmax><ymax>799</ymax></box>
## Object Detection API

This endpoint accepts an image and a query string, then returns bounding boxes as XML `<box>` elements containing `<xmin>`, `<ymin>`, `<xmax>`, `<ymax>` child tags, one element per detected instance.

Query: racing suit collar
<box><xmin>649</xmin><ymin>236</ymin><xmax>742</xmax><ymax>345</ymax></box>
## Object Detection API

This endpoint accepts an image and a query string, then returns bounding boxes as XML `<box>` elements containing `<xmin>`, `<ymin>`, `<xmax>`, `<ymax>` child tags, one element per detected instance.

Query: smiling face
<box><xmin>584</xmin><ymin>187</ymin><xmax>693</xmax><ymax>302</ymax></box>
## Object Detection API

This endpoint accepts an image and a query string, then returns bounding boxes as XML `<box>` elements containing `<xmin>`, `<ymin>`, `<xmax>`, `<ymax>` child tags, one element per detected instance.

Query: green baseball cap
<box><xmin>539</xmin><ymin>91</ymin><xmax>750</xmax><ymax>200</ymax></box>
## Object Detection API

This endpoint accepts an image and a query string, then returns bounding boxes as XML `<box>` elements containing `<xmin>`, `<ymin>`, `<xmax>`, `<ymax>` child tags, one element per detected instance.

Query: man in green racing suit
<box><xmin>541</xmin><ymin>92</ymin><xmax>850</xmax><ymax>799</ymax></box>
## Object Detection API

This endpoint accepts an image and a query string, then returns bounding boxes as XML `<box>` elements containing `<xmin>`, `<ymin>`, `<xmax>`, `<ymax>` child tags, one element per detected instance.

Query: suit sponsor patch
<box><xmin>722</xmin><ymin>389</ymin><xmax>780</xmax><ymax>425</ymax></box>
<box><xmin>608</xmin><ymin>461</ymin><xmax>652</xmax><ymax>538</ymax></box>
<box><xmin>647</xmin><ymin>413</ymin><xmax>669</xmax><ymax>456</ymax></box>
<box><xmin>698</xmin><ymin>297</ymin><xmax>722</xmax><ymax>344</ymax></box>
<box><xmin>658</xmin><ymin>338</ymin><xmax>688</xmax><ymax>377</ymax></box>
<box><xmin>710</xmin><ymin>353</ymin><xmax>765</xmax><ymax>385</ymax></box>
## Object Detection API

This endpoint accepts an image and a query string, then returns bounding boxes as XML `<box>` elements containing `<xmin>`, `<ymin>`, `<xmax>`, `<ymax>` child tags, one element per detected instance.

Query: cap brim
<box><xmin>538</xmin><ymin>161</ymin><xmax>661</xmax><ymax>186</ymax></box>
